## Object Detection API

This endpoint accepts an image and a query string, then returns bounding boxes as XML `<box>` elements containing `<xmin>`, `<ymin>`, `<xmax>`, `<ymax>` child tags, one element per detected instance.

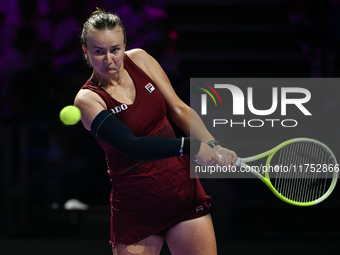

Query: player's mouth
<box><xmin>102</xmin><ymin>67</ymin><xmax>116</xmax><ymax>71</ymax></box>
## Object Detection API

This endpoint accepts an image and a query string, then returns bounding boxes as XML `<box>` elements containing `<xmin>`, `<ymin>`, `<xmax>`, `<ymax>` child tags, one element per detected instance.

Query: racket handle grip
<box><xmin>235</xmin><ymin>158</ymin><xmax>243</xmax><ymax>167</ymax></box>
<box><xmin>217</xmin><ymin>155</ymin><xmax>243</xmax><ymax>167</ymax></box>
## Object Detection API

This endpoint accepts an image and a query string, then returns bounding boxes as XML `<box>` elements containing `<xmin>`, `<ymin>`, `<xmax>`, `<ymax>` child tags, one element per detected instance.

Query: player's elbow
<box><xmin>168</xmin><ymin>104</ymin><xmax>190</xmax><ymax>125</ymax></box>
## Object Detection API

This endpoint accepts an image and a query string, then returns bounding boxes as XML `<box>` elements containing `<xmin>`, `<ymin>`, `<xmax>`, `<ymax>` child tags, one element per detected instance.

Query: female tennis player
<box><xmin>74</xmin><ymin>8</ymin><xmax>237</xmax><ymax>255</ymax></box>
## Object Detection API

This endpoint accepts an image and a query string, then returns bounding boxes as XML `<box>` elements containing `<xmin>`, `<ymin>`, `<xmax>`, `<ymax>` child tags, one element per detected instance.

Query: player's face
<box><xmin>84</xmin><ymin>28</ymin><xmax>126</xmax><ymax>77</ymax></box>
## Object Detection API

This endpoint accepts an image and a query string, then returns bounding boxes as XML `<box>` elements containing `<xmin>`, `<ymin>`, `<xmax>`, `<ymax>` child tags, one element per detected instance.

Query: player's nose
<box><xmin>104</xmin><ymin>52</ymin><xmax>113</xmax><ymax>63</ymax></box>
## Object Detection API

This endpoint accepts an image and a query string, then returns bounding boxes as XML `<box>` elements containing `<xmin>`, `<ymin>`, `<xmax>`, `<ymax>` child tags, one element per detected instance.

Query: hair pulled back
<box><xmin>80</xmin><ymin>8</ymin><xmax>127</xmax><ymax>47</ymax></box>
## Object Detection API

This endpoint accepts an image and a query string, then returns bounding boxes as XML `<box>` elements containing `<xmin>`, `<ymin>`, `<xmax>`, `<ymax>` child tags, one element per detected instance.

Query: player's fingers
<box><xmin>211</xmin><ymin>153</ymin><xmax>220</xmax><ymax>165</ymax></box>
<box><xmin>225</xmin><ymin>157</ymin><xmax>232</xmax><ymax>166</ymax></box>
<box><xmin>219</xmin><ymin>155</ymin><xmax>225</xmax><ymax>166</ymax></box>
<box><xmin>220</xmin><ymin>154</ymin><xmax>232</xmax><ymax>166</ymax></box>
<box><xmin>228</xmin><ymin>151</ymin><xmax>238</xmax><ymax>164</ymax></box>
<box><xmin>217</xmin><ymin>153</ymin><xmax>226</xmax><ymax>166</ymax></box>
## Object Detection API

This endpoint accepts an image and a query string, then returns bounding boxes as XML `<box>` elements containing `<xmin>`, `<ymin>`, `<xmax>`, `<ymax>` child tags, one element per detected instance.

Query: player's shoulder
<box><xmin>125</xmin><ymin>48</ymin><xmax>160</xmax><ymax>79</ymax></box>
<box><xmin>75</xmin><ymin>87</ymin><xmax>94</xmax><ymax>99</ymax></box>
<box><xmin>74</xmin><ymin>88</ymin><xmax>100</xmax><ymax>106</ymax></box>
<box><xmin>125</xmin><ymin>48</ymin><xmax>153</xmax><ymax>65</ymax></box>
<box><xmin>125</xmin><ymin>48</ymin><xmax>148</xmax><ymax>58</ymax></box>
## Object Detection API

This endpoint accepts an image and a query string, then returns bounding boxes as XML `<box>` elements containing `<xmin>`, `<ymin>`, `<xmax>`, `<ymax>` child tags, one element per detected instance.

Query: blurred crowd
<box><xmin>0</xmin><ymin>0</ymin><xmax>178</xmax><ymax>208</ymax></box>
<box><xmin>289</xmin><ymin>0</ymin><xmax>340</xmax><ymax>77</ymax></box>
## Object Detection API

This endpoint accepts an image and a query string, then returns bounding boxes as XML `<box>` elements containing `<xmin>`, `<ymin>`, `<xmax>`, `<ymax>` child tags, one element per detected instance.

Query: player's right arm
<box><xmin>74</xmin><ymin>89</ymin><xmax>106</xmax><ymax>131</ymax></box>
<box><xmin>74</xmin><ymin>89</ymin><xmax>217</xmax><ymax>164</ymax></box>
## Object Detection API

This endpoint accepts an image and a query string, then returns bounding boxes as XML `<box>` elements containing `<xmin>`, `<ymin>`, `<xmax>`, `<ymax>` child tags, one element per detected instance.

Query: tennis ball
<box><xmin>59</xmin><ymin>105</ymin><xmax>81</xmax><ymax>125</ymax></box>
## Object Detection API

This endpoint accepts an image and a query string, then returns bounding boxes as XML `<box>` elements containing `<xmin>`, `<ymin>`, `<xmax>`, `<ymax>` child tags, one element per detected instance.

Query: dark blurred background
<box><xmin>1</xmin><ymin>0</ymin><xmax>340</xmax><ymax>254</ymax></box>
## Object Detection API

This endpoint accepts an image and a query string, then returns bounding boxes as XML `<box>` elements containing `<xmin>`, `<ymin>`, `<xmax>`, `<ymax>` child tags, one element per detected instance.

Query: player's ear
<box><xmin>82</xmin><ymin>45</ymin><xmax>88</xmax><ymax>59</ymax></box>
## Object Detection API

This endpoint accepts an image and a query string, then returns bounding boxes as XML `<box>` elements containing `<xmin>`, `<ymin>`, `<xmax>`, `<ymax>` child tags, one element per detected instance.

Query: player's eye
<box><xmin>111</xmin><ymin>48</ymin><xmax>120</xmax><ymax>53</ymax></box>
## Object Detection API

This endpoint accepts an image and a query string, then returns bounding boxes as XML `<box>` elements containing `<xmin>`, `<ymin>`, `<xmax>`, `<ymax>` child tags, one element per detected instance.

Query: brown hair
<box><xmin>80</xmin><ymin>8</ymin><xmax>127</xmax><ymax>47</ymax></box>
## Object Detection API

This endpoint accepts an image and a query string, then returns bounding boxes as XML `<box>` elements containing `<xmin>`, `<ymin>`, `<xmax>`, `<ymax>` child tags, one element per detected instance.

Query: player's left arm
<box><xmin>127</xmin><ymin>49</ymin><xmax>237</xmax><ymax>163</ymax></box>
<box><xmin>127</xmin><ymin>49</ymin><xmax>211</xmax><ymax>141</ymax></box>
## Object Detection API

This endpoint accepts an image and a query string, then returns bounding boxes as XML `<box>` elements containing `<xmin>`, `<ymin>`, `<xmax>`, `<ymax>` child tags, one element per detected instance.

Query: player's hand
<box><xmin>194</xmin><ymin>143</ymin><xmax>219</xmax><ymax>166</ymax></box>
<box><xmin>214</xmin><ymin>147</ymin><xmax>238</xmax><ymax>166</ymax></box>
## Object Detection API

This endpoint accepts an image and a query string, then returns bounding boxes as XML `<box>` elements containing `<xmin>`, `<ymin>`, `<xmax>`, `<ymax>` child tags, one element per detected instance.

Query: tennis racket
<box><xmin>230</xmin><ymin>138</ymin><xmax>338</xmax><ymax>206</ymax></box>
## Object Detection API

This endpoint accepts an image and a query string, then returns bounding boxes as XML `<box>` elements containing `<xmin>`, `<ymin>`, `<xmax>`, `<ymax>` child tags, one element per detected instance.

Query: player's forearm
<box><xmin>189</xmin><ymin>108</ymin><xmax>216</xmax><ymax>143</ymax></box>
<box><xmin>170</xmin><ymin>107</ymin><xmax>215</xmax><ymax>143</ymax></box>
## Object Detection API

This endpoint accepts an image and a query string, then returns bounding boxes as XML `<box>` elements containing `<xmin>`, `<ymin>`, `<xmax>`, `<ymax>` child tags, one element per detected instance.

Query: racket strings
<box><xmin>270</xmin><ymin>141</ymin><xmax>335</xmax><ymax>203</ymax></box>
